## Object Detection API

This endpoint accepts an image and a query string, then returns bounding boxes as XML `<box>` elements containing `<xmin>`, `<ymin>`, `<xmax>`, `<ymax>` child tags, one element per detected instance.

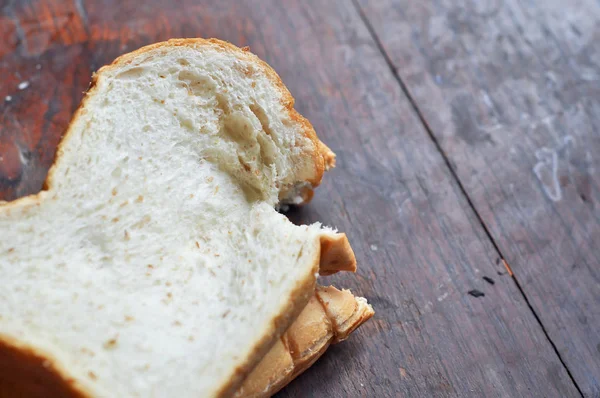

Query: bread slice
<box><xmin>0</xmin><ymin>39</ymin><xmax>358</xmax><ymax>397</ymax></box>
<box><xmin>235</xmin><ymin>285</ymin><xmax>374</xmax><ymax>397</ymax></box>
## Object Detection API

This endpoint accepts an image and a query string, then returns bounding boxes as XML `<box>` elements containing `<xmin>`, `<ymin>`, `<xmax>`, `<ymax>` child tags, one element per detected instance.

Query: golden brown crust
<box><xmin>0</xmin><ymin>335</ymin><xmax>90</xmax><ymax>398</ymax></box>
<box><xmin>0</xmin><ymin>39</ymin><xmax>343</xmax><ymax>397</ymax></box>
<box><xmin>234</xmin><ymin>286</ymin><xmax>374</xmax><ymax>397</ymax></box>
<box><xmin>319</xmin><ymin>233</ymin><xmax>357</xmax><ymax>276</ymax></box>
<box><xmin>315</xmin><ymin>286</ymin><xmax>374</xmax><ymax>343</ymax></box>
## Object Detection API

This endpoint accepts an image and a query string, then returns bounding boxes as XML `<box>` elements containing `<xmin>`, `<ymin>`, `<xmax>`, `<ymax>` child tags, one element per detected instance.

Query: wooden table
<box><xmin>1</xmin><ymin>1</ymin><xmax>598</xmax><ymax>396</ymax></box>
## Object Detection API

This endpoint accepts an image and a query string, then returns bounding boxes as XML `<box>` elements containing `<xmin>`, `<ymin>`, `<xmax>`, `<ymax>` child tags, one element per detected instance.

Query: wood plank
<box><xmin>356</xmin><ymin>0</ymin><xmax>600</xmax><ymax>395</ymax></box>
<box><xmin>0</xmin><ymin>0</ymin><xmax>580</xmax><ymax>396</ymax></box>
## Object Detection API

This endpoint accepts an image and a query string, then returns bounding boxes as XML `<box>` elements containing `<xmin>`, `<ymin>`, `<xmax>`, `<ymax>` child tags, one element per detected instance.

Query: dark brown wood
<box><xmin>356</xmin><ymin>0</ymin><xmax>600</xmax><ymax>395</ymax></box>
<box><xmin>0</xmin><ymin>0</ymin><xmax>582</xmax><ymax>396</ymax></box>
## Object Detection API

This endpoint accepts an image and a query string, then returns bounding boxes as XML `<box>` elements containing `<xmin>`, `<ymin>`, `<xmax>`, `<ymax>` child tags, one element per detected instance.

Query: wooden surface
<box><xmin>356</xmin><ymin>0</ymin><xmax>600</xmax><ymax>396</ymax></box>
<box><xmin>0</xmin><ymin>0</ymin><xmax>596</xmax><ymax>396</ymax></box>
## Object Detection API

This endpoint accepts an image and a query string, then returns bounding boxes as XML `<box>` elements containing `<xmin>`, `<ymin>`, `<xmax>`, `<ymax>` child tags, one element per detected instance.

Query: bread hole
<box><xmin>250</xmin><ymin>104</ymin><xmax>273</xmax><ymax>136</ymax></box>
<box><xmin>177</xmin><ymin>70</ymin><xmax>216</xmax><ymax>97</ymax></box>
<box><xmin>239</xmin><ymin>183</ymin><xmax>262</xmax><ymax>204</ymax></box>
<box><xmin>256</xmin><ymin>134</ymin><xmax>276</xmax><ymax>167</ymax></box>
<box><xmin>282</xmin><ymin>116</ymin><xmax>293</xmax><ymax>127</ymax></box>
<box><xmin>116</xmin><ymin>67</ymin><xmax>147</xmax><ymax>80</ymax></box>
<box><xmin>238</xmin><ymin>155</ymin><xmax>251</xmax><ymax>172</ymax></box>
<box><xmin>177</xmin><ymin>115</ymin><xmax>195</xmax><ymax>131</ymax></box>
<box><xmin>215</xmin><ymin>93</ymin><xmax>231</xmax><ymax>114</ymax></box>
<box><xmin>177</xmin><ymin>59</ymin><xmax>190</xmax><ymax>66</ymax></box>
<box><xmin>223</xmin><ymin>113</ymin><xmax>253</xmax><ymax>144</ymax></box>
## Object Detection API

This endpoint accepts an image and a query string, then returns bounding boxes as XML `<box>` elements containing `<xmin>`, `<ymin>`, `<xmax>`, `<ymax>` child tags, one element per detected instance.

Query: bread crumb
<box><xmin>5</xmin><ymin>96</ymin><xmax>12</xmax><ymax>102</ymax></box>
<box><xmin>103</xmin><ymin>337</ymin><xmax>118</xmax><ymax>350</ymax></box>
<box><xmin>36</xmin><ymin>64</ymin><xmax>41</xmax><ymax>70</ymax></box>
<box><xmin>42</xmin><ymin>360</ymin><xmax>51</xmax><ymax>368</ymax></box>
<box><xmin>88</xmin><ymin>371</ymin><xmax>97</xmax><ymax>380</ymax></box>
<box><xmin>18</xmin><ymin>81</ymin><xmax>29</xmax><ymax>90</ymax></box>
<box><xmin>370</xmin><ymin>244</ymin><xmax>378</xmax><ymax>251</ymax></box>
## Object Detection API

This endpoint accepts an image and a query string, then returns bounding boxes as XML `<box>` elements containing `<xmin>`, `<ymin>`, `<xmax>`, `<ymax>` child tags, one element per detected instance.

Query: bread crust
<box><xmin>234</xmin><ymin>286</ymin><xmax>374</xmax><ymax>397</ymax></box>
<box><xmin>0</xmin><ymin>39</ymin><xmax>353</xmax><ymax>397</ymax></box>
<box><xmin>0</xmin><ymin>335</ymin><xmax>91</xmax><ymax>398</ymax></box>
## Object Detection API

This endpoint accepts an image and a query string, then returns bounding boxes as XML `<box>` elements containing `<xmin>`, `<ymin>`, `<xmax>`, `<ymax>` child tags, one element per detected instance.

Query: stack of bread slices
<box><xmin>0</xmin><ymin>39</ymin><xmax>373</xmax><ymax>397</ymax></box>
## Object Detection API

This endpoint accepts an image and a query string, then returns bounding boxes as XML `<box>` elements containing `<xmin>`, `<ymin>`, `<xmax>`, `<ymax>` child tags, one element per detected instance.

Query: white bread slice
<box><xmin>0</xmin><ymin>39</ymin><xmax>356</xmax><ymax>398</ymax></box>
<box><xmin>235</xmin><ymin>285</ymin><xmax>374</xmax><ymax>397</ymax></box>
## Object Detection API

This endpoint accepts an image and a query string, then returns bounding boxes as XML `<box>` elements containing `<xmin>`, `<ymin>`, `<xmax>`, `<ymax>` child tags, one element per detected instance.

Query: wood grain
<box><xmin>356</xmin><ymin>0</ymin><xmax>600</xmax><ymax>395</ymax></box>
<box><xmin>0</xmin><ymin>0</ymin><xmax>582</xmax><ymax>396</ymax></box>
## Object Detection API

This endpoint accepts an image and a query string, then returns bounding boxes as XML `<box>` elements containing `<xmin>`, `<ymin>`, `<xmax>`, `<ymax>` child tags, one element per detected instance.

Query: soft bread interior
<box><xmin>0</xmin><ymin>39</ymin><xmax>351</xmax><ymax>397</ymax></box>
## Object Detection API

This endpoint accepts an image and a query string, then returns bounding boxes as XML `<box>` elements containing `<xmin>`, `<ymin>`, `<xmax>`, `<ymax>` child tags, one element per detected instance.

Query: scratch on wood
<box><xmin>533</xmin><ymin>136</ymin><xmax>573</xmax><ymax>202</ymax></box>
<box><xmin>74</xmin><ymin>0</ymin><xmax>89</xmax><ymax>30</ymax></box>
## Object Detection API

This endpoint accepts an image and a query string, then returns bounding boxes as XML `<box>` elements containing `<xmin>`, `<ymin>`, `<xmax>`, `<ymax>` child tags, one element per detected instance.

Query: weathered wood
<box><xmin>357</xmin><ymin>0</ymin><xmax>600</xmax><ymax>395</ymax></box>
<box><xmin>0</xmin><ymin>0</ymin><xmax>581</xmax><ymax>396</ymax></box>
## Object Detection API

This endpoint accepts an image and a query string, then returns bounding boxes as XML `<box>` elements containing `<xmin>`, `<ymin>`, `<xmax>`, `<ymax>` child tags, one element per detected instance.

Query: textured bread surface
<box><xmin>0</xmin><ymin>39</ymin><xmax>355</xmax><ymax>398</ymax></box>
